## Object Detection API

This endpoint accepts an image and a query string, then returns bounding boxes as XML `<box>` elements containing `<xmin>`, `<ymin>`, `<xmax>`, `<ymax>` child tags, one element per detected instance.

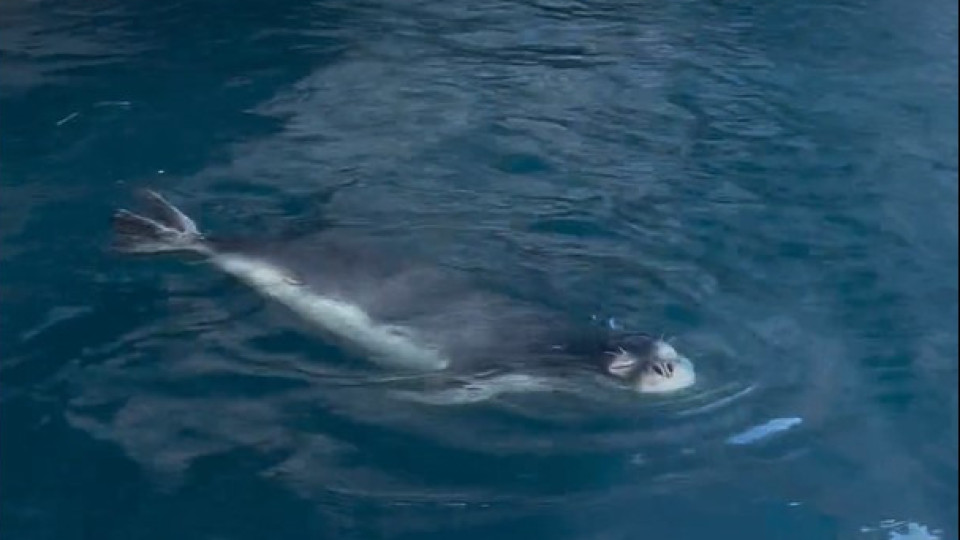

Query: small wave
<box><xmin>391</xmin><ymin>373</ymin><xmax>562</xmax><ymax>405</ymax></box>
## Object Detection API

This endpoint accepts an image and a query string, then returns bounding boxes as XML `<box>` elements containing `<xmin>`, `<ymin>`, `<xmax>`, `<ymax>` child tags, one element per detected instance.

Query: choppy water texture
<box><xmin>1</xmin><ymin>0</ymin><xmax>957</xmax><ymax>539</ymax></box>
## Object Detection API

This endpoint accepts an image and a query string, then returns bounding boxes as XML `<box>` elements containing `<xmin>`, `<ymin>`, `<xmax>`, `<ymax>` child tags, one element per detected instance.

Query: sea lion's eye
<box><xmin>653</xmin><ymin>364</ymin><xmax>666</xmax><ymax>377</ymax></box>
<box><xmin>666</xmin><ymin>363</ymin><xmax>675</xmax><ymax>376</ymax></box>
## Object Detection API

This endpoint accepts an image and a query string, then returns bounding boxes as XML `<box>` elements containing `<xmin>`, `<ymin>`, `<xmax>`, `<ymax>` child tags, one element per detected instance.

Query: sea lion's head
<box><xmin>604</xmin><ymin>333</ymin><xmax>696</xmax><ymax>394</ymax></box>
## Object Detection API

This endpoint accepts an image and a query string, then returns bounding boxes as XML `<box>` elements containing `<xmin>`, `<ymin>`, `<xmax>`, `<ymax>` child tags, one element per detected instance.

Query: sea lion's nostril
<box><xmin>632</xmin><ymin>354</ymin><xmax>695</xmax><ymax>394</ymax></box>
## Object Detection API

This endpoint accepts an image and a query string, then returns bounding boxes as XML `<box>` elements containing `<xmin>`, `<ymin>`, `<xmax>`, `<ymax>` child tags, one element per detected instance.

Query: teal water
<box><xmin>1</xmin><ymin>1</ymin><xmax>957</xmax><ymax>539</ymax></box>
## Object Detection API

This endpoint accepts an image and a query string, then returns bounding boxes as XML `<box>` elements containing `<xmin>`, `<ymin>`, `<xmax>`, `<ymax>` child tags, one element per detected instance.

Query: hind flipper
<box><xmin>110</xmin><ymin>191</ymin><xmax>205</xmax><ymax>255</ymax></box>
<box><xmin>136</xmin><ymin>189</ymin><xmax>201</xmax><ymax>236</ymax></box>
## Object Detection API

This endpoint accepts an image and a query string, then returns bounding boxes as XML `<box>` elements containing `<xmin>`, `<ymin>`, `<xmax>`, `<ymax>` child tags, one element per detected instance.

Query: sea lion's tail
<box><xmin>111</xmin><ymin>189</ymin><xmax>206</xmax><ymax>254</ymax></box>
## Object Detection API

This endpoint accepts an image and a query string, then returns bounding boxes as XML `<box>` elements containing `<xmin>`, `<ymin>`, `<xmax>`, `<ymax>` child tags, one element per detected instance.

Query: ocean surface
<box><xmin>1</xmin><ymin>0</ymin><xmax>957</xmax><ymax>539</ymax></box>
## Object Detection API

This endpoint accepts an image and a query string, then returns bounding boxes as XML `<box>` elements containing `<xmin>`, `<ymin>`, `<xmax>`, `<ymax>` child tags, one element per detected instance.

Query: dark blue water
<box><xmin>2</xmin><ymin>1</ymin><xmax>957</xmax><ymax>539</ymax></box>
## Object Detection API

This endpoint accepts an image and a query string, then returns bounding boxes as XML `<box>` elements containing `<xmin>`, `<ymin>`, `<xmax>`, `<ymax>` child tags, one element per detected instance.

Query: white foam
<box><xmin>726</xmin><ymin>417</ymin><xmax>803</xmax><ymax>445</ymax></box>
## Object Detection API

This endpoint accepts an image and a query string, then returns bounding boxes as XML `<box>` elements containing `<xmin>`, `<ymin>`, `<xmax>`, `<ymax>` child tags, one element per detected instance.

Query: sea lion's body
<box><xmin>217</xmin><ymin>232</ymin><xmax>606</xmax><ymax>374</ymax></box>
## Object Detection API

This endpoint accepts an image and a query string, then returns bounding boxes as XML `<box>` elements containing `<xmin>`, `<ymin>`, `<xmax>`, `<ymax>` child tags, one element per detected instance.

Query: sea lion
<box><xmin>110</xmin><ymin>189</ymin><xmax>695</xmax><ymax>393</ymax></box>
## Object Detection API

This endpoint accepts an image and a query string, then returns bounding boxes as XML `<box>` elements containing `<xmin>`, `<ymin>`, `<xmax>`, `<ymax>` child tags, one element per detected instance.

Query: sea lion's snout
<box><xmin>604</xmin><ymin>334</ymin><xmax>695</xmax><ymax>394</ymax></box>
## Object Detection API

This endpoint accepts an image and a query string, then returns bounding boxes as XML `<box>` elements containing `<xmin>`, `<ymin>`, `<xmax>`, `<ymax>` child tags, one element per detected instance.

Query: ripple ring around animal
<box><xmin>110</xmin><ymin>189</ymin><xmax>696</xmax><ymax>395</ymax></box>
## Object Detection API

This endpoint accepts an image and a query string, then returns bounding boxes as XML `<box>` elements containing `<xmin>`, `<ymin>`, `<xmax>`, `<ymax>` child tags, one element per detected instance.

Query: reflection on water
<box><xmin>1</xmin><ymin>0</ymin><xmax>956</xmax><ymax>538</ymax></box>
